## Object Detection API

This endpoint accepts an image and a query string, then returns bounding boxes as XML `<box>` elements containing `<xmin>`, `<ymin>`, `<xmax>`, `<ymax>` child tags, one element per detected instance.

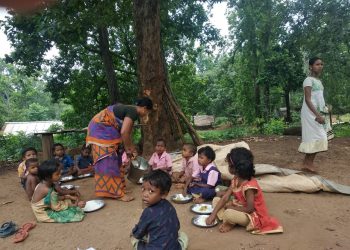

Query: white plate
<box><xmin>60</xmin><ymin>184</ymin><xmax>74</xmax><ymax>190</ymax></box>
<box><xmin>78</xmin><ymin>173</ymin><xmax>93</xmax><ymax>178</ymax></box>
<box><xmin>192</xmin><ymin>215</ymin><xmax>218</xmax><ymax>228</ymax></box>
<box><xmin>83</xmin><ymin>200</ymin><xmax>105</xmax><ymax>212</ymax></box>
<box><xmin>190</xmin><ymin>204</ymin><xmax>213</xmax><ymax>214</ymax></box>
<box><xmin>170</xmin><ymin>194</ymin><xmax>193</xmax><ymax>204</ymax></box>
<box><xmin>60</xmin><ymin>175</ymin><xmax>74</xmax><ymax>182</ymax></box>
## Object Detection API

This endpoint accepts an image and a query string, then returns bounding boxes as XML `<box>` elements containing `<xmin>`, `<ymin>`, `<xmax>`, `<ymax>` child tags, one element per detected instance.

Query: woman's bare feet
<box><xmin>301</xmin><ymin>164</ymin><xmax>318</xmax><ymax>173</ymax></box>
<box><xmin>118</xmin><ymin>195</ymin><xmax>135</xmax><ymax>202</ymax></box>
<box><xmin>219</xmin><ymin>222</ymin><xmax>235</xmax><ymax>233</ymax></box>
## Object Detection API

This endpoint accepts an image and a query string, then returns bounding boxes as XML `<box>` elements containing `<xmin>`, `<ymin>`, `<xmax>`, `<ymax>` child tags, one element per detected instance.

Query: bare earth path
<box><xmin>0</xmin><ymin>136</ymin><xmax>349</xmax><ymax>250</ymax></box>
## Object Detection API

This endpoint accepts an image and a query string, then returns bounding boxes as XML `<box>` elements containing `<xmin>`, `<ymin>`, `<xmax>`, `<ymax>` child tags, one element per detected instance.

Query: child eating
<box><xmin>131</xmin><ymin>170</ymin><xmax>188</xmax><ymax>249</ymax></box>
<box><xmin>205</xmin><ymin>147</ymin><xmax>283</xmax><ymax>235</ymax></box>
<box><xmin>172</xmin><ymin>143</ymin><xmax>200</xmax><ymax>188</ymax></box>
<box><xmin>148</xmin><ymin>139</ymin><xmax>172</xmax><ymax>174</ymax></box>
<box><xmin>77</xmin><ymin>144</ymin><xmax>94</xmax><ymax>175</ymax></box>
<box><xmin>24</xmin><ymin>158</ymin><xmax>40</xmax><ymax>200</ymax></box>
<box><xmin>52</xmin><ymin>143</ymin><xmax>80</xmax><ymax>176</ymax></box>
<box><xmin>185</xmin><ymin>146</ymin><xmax>221</xmax><ymax>203</ymax></box>
<box><xmin>31</xmin><ymin>159</ymin><xmax>85</xmax><ymax>223</ymax></box>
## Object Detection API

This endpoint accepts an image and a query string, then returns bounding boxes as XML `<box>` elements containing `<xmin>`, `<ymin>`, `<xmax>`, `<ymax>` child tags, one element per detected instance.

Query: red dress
<box><xmin>231</xmin><ymin>176</ymin><xmax>282</xmax><ymax>233</ymax></box>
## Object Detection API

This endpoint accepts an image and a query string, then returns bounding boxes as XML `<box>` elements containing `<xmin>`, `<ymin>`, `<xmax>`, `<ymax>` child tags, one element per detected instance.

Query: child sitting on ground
<box><xmin>185</xmin><ymin>146</ymin><xmax>221</xmax><ymax>203</ymax></box>
<box><xmin>77</xmin><ymin>144</ymin><xmax>94</xmax><ymax>175</ymax></box>
<box><xmin>23</xmin><ymin>158</ymin><xmax>80</xmax><ymax>200</ymax></box>
<box><xmin>131</xmin><ymin>170</ymin><xmax>188</xmax><ymax>249</ymax></box>
<box><xmin>24</xmin><ymin>158</ymin><xmax>40</xmax><ymax>200</ymax></box>
<box><xmin>205</xmin><ymin>147</ymin><xmax>283</xmax><ymax>235</ymax></box>
<box><xmin>31</xmin><ymin>159</ymin><xmax>85</xmax><ymax>223</ymax></box>
<box><xmin>172</xmin><ymin>143</ymin><xmax>201</xmax><ymax>188</ymax></box>
<box><xmin>17</xmin><ymin>147</ymin><xmax>37</xmax><ymax>187</ymax></box>
<box><xmin>52</xmin><ymin>143</ymin><xmax>80</xmax><ymax>176</ymax></box>
<box><xmin>148</xmin><ymin>139</ymin><xmax>172</xmax><ymax>174</ymax></box>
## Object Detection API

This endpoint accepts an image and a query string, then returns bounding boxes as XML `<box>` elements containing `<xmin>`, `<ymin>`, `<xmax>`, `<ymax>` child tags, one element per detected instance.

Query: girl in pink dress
<box><xmin>206</xmin><ymin>147</ymin><xmax>283</xmax><ymax>235</ymax></box>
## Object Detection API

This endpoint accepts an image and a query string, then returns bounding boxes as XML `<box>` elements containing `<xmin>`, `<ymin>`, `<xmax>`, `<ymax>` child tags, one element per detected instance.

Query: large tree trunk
<box><xmin>97</xmin><ymin>25</ymin><xmax>119</xmax><ymax>104</ymax></box>
<box><xmin>284</xmin><ymin>87</ymin><xmax>292</xmax><ymax>123</ymax></box>
<box><xmin>263</xmin><ymin>83</ymin><xmax>270</xmax><ymax>118</ymax></box>
<box><xmin>133</xmin><ymin>0</ymin><xmax>202</xmax><ymax>156</ymax></box>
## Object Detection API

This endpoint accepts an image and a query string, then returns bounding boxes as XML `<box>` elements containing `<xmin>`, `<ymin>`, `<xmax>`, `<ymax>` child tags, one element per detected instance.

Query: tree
<box><xmin>133</xmin><ymin>0</ymin><xmax>202</xmax><ymax>155</ymax></box>
<box><xmin>0</xmin><ymin>59</ymin><xmax>65</xmax><ymax>126</ymax></box>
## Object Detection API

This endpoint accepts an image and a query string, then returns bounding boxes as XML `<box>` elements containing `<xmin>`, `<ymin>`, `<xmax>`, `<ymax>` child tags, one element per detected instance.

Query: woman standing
<box><xmin>86</xmin><ymin>97</ymin><xmax>153</xmax><ymax>201</ymax></box>
<box><xmin>298</xmin><ymin>57</ymin><xmax>328</xmax><ymax>173</ymax></box>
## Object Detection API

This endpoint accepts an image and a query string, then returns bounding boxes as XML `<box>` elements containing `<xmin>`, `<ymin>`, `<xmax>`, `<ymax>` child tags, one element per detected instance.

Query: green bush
<box><xmin>0</xmin><ymin>132</ymin><xmax>42</xmax><ymax>161</ymax></box>
<box><xmin>262</xmin><ymin>119</ymin><xmax>285</xmax><ymax>135</ymax></box>
<box><xmin>213</xmin><ymin>117</ymin><xmax>230</xmax><ymax>127</ymax></box>
<box><xmin>333</xmin><ymin>123</ymin><xmax>350</xmax><ymax>137</ymax></box>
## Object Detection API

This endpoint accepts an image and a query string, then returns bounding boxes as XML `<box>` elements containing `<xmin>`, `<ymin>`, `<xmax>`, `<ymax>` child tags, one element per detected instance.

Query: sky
<box><xmin>0</xmin><ymin>3</ymin><xmax>228</xmax><ymax>58</ymax></box>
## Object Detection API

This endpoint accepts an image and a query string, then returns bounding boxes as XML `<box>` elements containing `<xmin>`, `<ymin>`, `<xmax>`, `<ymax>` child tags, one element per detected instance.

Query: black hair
<box><xmin>227</xmin><ymin>147</ymin><xmax>255</xmax><ymax>180</ymax></box>
<box><xmin>156</xmin><ymin>138</ymin><xmax>166</xmax><ymax>146</ymax></box>
<box><xmin>38</xmin><ymin>159</ymin><xmax>60</xmax><ymax>181</ymax></box>
<box><xmin>52</xmin><ymin>143</ymin><xmax>64</xmax><ymax>153</ymax></box>
<box><xmin>183</xmin><ymin>143</ymin><xmax>197</xmax><ymax>155</ymax></box>
<box><xmin>198</xmin><ymin>146</ymin><xmax>216</xmax><ymax>161</ymax></box>
<box><xmin>309</xmin><ymin>57</ymin><xmax>322</xmax><ymax>66</ymax></box>
<box><xmin>21</xmin><ymin>147</ymin><xmax>37</xmax><ymax>158</ymax></box>
<box><xmin>143</xmin><ymin>170</ymin><xmax>172</xmax><ymax>194</ymax></box>
<box><xmin>81</xmin><ymin>144</ymin><xmax>91</xmax><ymax>152</ymax></box>
<box><xmin>25</xmin><ymin>158</ymin><xmax>39</xmax><ymax>168</ymax></box>
<box><xmin>136</xmin><ymin>97</ymin><xmax>153</xmax><ymax>110</ymax></box>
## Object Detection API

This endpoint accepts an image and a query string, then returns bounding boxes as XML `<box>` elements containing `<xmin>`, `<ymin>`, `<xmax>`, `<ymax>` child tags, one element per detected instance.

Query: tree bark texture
<box><xmin>284</xmin><ymin>87</ymin><xmax>292</xmax><ymax>122</ymax></box>
<box><xmin>133</xmin><ymin>0</ymin><xmax>202</xmax><ymax>156</ymax></box>
<box><xmin>98</xmin><ymin>25</ymin><xmax>119</xmax><ymax>104</ymax></box>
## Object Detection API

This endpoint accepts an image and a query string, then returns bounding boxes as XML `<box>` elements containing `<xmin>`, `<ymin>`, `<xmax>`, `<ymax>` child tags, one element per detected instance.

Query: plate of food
<box><xmin>83</xmin><ymin>199</ymin><xmax>105</xmax><ymax>213</ymax></box>
<box><xmin>60</xmin><ymin>184</ymin><xmax>75</xmax><ymax>190</ymax></box>
<box><xmin>60</xmin><ymin>175</ymin><xmax>75</xmax><ymax>182</ymax></box>
<box><xmin>77</xmin><ymin>173</ymin><xmax>94</xmax><ymax>179</ymax></box>
<box><xmin>190</xmin><ymin>203</ymin><xmax>214</xmax><ymax>215</ymax></box>
<box><xmin>191</xmin><ymin>215</ymin><xmax>218</xmax><ymax>228</ymax></box>
<box><xmin>170</xmin><ymin>194</ymin><xmax>193</xmax><ymax>204</ymax></box>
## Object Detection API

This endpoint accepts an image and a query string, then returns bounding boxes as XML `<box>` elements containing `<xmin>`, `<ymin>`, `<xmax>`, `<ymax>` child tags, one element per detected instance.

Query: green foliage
<box><xmin>213</xmin><ymin>117</ymin><xmax>230</xmax><ymax>127</ymax></box>
<box><xmin>0</xmin><ymin>132</ymin><xmax>41</xmax><ymax>161</ymax></box>
<box><xmin>53</xmin><ymin>132</ymin><xmax>86</xmax><ymax>150</ymax></box>
<box><xmin>333</xmin><ymin>123</ymin><xmax>350</xmax><ymax>138</ymax></box>
<box><xmin>262</xmin><ymin>119</ymin><xmax>286</xmax><ymax>135</ymax></box>
<box><xmin>0</xmin><ymin>59</ymin><xmax>67</xmax><ymax>127</ymax></box>
<box><xmin>196</xmin><ymin>125</ymin><xmax>259</xmax><ymax>142</ymax></box>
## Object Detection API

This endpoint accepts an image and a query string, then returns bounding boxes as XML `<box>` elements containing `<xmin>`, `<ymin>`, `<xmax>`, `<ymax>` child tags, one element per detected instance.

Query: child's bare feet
<box><xmin>77</xmin><ymin>200</ymin><xmax>86</xmax><ymax>208</ymax></box>
<box><xmin>118</xmin><ymin>195</ymin><xmax>135</xmax><ymax>202</ymax></box>
<box><xmin>219</xmin><ymin>222</ymin><xmax>235</xmax><ymax>233</ymax></box>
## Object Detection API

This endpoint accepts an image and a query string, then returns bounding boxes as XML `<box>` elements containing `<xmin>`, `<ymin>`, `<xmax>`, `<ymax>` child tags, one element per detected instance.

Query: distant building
<box><xmin>1</xmin><ymin>121</ymin><xmax>63</xmax><ymax>135</ymax></box>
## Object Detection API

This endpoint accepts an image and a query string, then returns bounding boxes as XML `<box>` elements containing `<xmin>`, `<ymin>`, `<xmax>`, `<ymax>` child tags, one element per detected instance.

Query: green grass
<box><xmin>333</xmin><ymin>123</ymin><xmax>350</xmax><ymax>137</ymax></box>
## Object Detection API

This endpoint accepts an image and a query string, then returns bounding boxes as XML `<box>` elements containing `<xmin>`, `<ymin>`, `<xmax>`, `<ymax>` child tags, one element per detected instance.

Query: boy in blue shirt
<box><xmin>131</xmin><ymin>170</ymin><xmax>188</xmax><ymax>250</ymax></box>
<box><xmin>52</xmin><ymin>143</ymin><xmax>80</xmax><ymax>176</ymax></box>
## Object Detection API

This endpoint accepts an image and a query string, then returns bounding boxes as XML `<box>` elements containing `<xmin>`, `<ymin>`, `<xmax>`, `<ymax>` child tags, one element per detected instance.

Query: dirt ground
<box><xmin>0</xmin><ymin>136</ymin><xmax>349</xmax><ymax>250</ymax></box>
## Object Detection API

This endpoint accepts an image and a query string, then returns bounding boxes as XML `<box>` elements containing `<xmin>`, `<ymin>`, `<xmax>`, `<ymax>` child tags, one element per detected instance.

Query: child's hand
<box><xmin>77</xmin><ymin>200</ymin><xmax>86</xmax><ymax>208</ymax></box>
<box><xmin>205</xmin><ymin>214</ymin><xmax>216</xmax><ymax>225</ymax></box>
<box><xmin>66</xmin><ymin>195</ymin><xmax>78</xmax><ymax>201</ymax></box>
<box><xmin>70</xmin><ymin>189</ymin><xmax>81</xmax><ymax>197</ymax></box>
